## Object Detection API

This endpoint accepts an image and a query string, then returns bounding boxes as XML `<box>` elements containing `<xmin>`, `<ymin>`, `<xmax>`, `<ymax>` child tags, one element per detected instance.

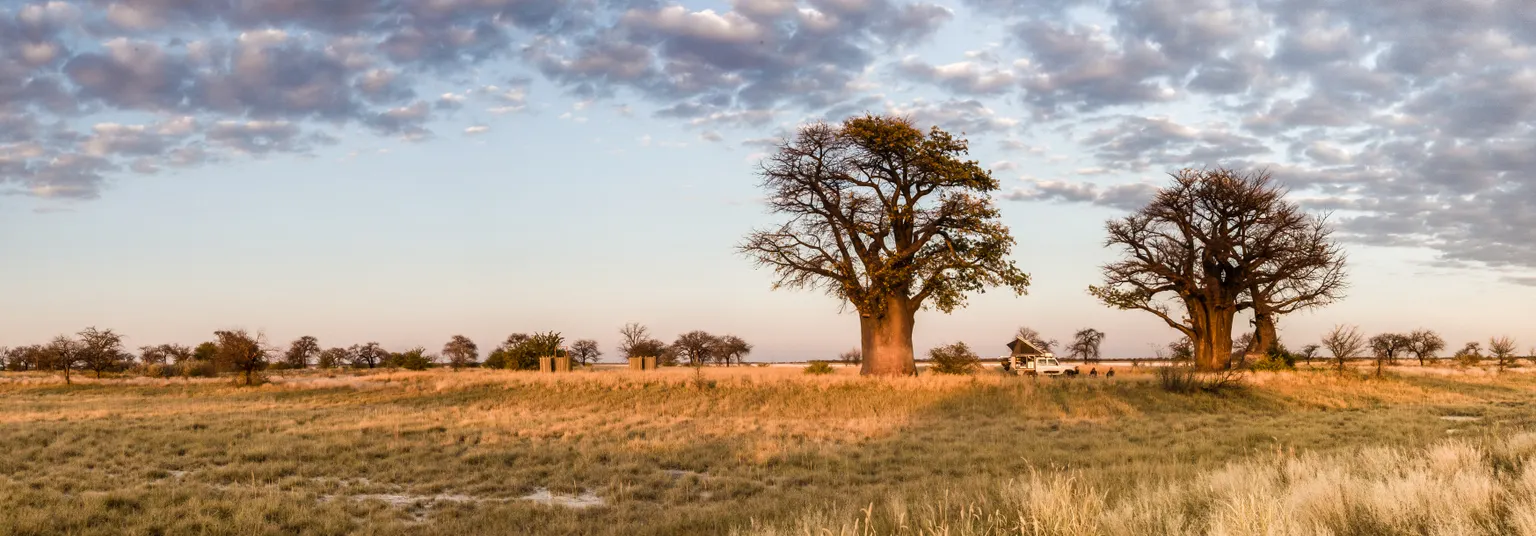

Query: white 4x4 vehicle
<box><xmin>1008</xmin><ymin>355</ymin><xmax>1079</xmax><ymax>377</ymax></box>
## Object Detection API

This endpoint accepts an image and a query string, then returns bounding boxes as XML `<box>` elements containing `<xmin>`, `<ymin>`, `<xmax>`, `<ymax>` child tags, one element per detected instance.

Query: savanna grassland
<box><xmin>3</xmin><ymin>365</ymin><xmax>1536</xmax><ymax>535</ymax></box>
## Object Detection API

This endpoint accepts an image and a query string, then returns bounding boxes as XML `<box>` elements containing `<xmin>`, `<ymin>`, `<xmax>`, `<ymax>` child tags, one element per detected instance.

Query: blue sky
<box><xmin>3</xmin><ymin>0</ymin><xmax>1535</xmax><ymax>360</ymax></box>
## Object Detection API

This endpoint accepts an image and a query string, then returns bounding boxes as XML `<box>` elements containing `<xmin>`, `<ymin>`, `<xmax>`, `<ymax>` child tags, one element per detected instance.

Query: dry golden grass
<box><xmin>1</xmin><ymin>365</ymin><xmax>1533</xmax><ymax>535</ymax></box>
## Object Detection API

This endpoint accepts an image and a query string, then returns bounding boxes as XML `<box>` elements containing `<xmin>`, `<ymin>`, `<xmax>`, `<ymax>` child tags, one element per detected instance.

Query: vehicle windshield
<box><xmin>1043</xmin><ymin>358</ymin><xmax>1059</xmax><ymax>366</ymax></box>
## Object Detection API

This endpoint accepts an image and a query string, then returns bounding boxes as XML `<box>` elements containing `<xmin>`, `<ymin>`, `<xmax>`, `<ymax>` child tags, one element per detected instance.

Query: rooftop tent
<box><xmin>1007</xmin><ymin>336</ymin><xmax>1048</xmax><ymax>358</ymax></box>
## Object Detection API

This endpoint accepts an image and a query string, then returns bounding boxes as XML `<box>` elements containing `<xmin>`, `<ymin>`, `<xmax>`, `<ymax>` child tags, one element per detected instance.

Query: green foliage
<box><xmin>192</xmin><ymin>342</ymin><xmax>218</xmax><ymax>362</ymax></box>
<box><xmin>927</xmin><ymin>342</ymin><xmax>980</xmax><ymax>375</ymax></box>
<box><xmin>388</xmin><ymin>347</ymin><xmax>434</xmax><ymax>370</ymax></box>
<box><xmin>317</xmin><ymin>348</ymin><xmax>349</xmax><ymax>369</ymax></box>
<box><xmin>1247</xmin><ymin>342</ymin><xmax>1297</xmax><ymax>371</ymax></box>
<box><xmin>804</xmin><ymin>361</ymin><xmax>834</xmax><ymax>375</ymax></box>
<box><xmin>487</xmin><ymin>332</ymin><xmax>564</xmax><ymax>370</ymax></box>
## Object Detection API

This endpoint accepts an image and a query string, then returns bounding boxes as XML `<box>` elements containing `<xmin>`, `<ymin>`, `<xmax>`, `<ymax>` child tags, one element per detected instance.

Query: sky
<box><xmin>2</xmin><ymin>0</ymin><xmax>1535</xmax><ymax>361</ymax></box>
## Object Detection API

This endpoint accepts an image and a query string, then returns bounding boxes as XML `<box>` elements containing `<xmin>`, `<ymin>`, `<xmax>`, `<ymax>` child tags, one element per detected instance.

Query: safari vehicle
<box><xmin>1001</xmin><ymin>336</ymin><xmax>1080</xmax><ymax>376</ymax></box>
<box><xmin>1010</xmin><ymin>355</ymin><xmax>1078</xmax><ymax>376</ymax></box>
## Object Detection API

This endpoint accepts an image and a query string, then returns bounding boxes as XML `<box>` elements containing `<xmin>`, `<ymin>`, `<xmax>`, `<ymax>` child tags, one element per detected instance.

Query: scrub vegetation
<box><xmin>3</xmin><ymin>365</ymin><xmax>1535</xmax><ymax>535</ymax></box>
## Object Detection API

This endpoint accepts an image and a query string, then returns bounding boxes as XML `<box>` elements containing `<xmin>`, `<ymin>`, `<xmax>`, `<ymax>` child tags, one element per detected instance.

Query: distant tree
<box><xmin>442</xmin><ymin>335</ymin><xmax>479</xmax><ymax>370</ymax></box>
<box><xmin>215</xmin><ymin>330</ymin><xmax>271</xmax><ymax>385</ymax></box>
<box><xmin>740</xmin><ymin>115</ymin><xmax>1031</xmax><ymax>375</ymax></box>
<box><xmin>284</xmin><ymin>336</ymin><xmax>321</xmax><ymax>369</ymax></box>
<box><xmin>569</xmin><ymin>339</ymin><xmax>601</xmax><ymax>366</ymax></box>
<box><xmin>77</xmin><ymin>327</ymin><xmax>130</xmax><ymax>378</ymax></box>
<box><xmin>1015</xmin><ymin>327</ymin><xmax>1057</xmax><ymax>353</ymax></box>
<box><xmin>619</xmin><ymin>323</ymin><xmax>668</xmax><ymax>363</ymax></box>
<box><xmin>1368</xmin><ymin>333</ymin><xmax>1412</xmax><ymax>377</ymax></box>
<box><xmin>927</xmin><ymin>342</ymin><xmax>980</xmax><ymax>375</ymax></box>
<box><xmin>1406</xmin><ymin>329</ymin><xmax>1446</xmax><ymax>366</ymax></box>
<box><xmin>619</xmin><ymin>323</ymin><xmax>653</xmax><ymax>357</ymax></box>
<box><xmin>1166</xmin><ymin>338</ymin><xmax>1194</xmax><ymax>361</ymax></box>
<box><xmin>523</xmin><ymin>332</ymin><xmax>564</xmax><ymax>369</ymax></box>
<box><xmin>838</xmin><ymin>348</ymin><xmax>862</xmax><ymax>366</ymax></box>
<box><xmin>139</xmin><ymin>344</ymin><xmax>192</xmax><ymax>366</ymax></box>
<box><xmin>1069</xmin><ymin>328</ymin><xmax>1105</xmax><ymax>361</ymax></box>
<box><xmin>1299</xmin><ymin>344</ymin><xmax>1321</xmax><ymax>366</ymax></box>
<box><xmin>1453</xmin><ymin>342</ymin><xmax>1484</xmax><ymax>367</ymax></box>
<box><xmin>390</xmin><ymin>347</ymin><xmax>434</xmax><ymax>370</ymax></box>
<box><xmin>0</xmin><ymin>347</ymin><xmax>7</xmax><ymax>370</ymax></box>
<box><xmin>1490</xmin><ymin>336</ymin><xmax>1518</xmax><ymax>373</ymax></box>
<box><xmin>349</xmin><ymin>342</ymin><xmax>387</xmax><ymax>369</ymax></box>
<box><xmin>5</xmin><ymin>345</ymin><xmax>43</xmax><ymax>371</ymax></box>
<box><xmin>1092</xmin><ymin>168</ymin><xmax>1346</xmax><ymax>371</ymax></box>
<box><xmin>44</xmin><ymin>335</ymin><xmax>82</xmax><ymax>384</ymax></box>
<box><xmin>193</xmin><ymin>341</ymin><xmax>219</xmax><ymax>362</ymax></box>
<box><xmin>1321</xmin><ymin>325</ymin><xmax>1364</xmax><ymax>373</ymax></box>
<box><xmin>672</xmin><ymin>331</ymin><xmax>717</xmax><ymax>367</ymax></box>
<box><xmin>715</xmin><ymin>335</ymin><xmax>752</xmax><ymax>366</ymax></box>
<box><xmin>486</xmin><ymin>333</ymin><xmax>560</xmax><ymax>370</ymax></box>
<box><xmin>317</xmin><ymin>347</ymin><xmax>349</xmax><ymax>369</ymax></box>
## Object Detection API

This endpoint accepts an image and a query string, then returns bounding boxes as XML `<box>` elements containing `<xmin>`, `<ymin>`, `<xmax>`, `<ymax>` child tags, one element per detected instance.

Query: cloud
<box><xmin>464</xmin><ymin>125</ymin><xmax>489</xmax><ymax>135</ymax></box>
<box><xmin>1003</xmin><ymin>180</ymin><xmax>1158</xmax><ymax>212</ymax></box>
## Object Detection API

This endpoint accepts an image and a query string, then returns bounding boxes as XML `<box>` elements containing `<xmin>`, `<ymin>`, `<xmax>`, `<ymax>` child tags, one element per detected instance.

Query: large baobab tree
<box><xmin>741</xmin><ymin>115</ymin><xmax>1030</xmax><ymax>375</ymax></box>
<box><xmin>1091</xmin><ymin>168</ymin><xmax>1345</xmax><ymax>371</ymax></box>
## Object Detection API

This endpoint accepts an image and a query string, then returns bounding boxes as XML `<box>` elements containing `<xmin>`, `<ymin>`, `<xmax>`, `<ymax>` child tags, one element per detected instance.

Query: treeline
<box><xmin>1156</xmin><ymin>328</ymin><xmax>1529</xmax><ymax>374</ymax></box>
<box><xmin>0</xmin><ymin>322</ymin><xmax>753</xmax><ymax>385</ymax></box>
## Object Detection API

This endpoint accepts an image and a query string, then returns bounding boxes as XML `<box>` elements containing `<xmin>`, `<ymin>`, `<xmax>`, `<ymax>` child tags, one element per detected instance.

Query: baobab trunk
<box><xmin>1192</xmin><ymin>305</ymin><xmax>1237</xmax><ymax>371</ymax></box>
<box><xmin>1245</xmin><ymin>311</ymin><xmax>1278</xmax><ymax>358</ymax></box>
<box><xmin>859</xmin><ymin>298</ymin><xmax>917</xmax><ymax>376</ymax></box>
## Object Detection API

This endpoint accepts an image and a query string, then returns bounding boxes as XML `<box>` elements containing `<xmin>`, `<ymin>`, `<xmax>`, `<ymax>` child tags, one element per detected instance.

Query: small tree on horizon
<box><xmin>1069</xmin><ymin>328</ymin><xmax>1106</xmax><ymax>361</ymax></box>
<box><xmin>1368</xmin><ymin>333</ymin><xmax>1411</xmax><ymax>377</ymax></box>
<box><xmin>570</xmin><ymin>339</ymin><xmax>601</xmax><ymax>366</ymax></box>
<box><xmin>672</xmin><ymin>331</ymin><xmax>717</xmax><ymax>367</ymax></box>
<box><xmin>1321</xmin><ymin>324</ymin><xmax>1364</xmax><ymax>374</ymax></box>
<box><xmin>1299</xmin><ymin>344</ymin><xmax>1321</xmax><ymax>366</ymax></box>
<box><xmin>317</xmin><ymin>347</ymin><xmax>349</xmax><ymax>369</ymax></box>
<box><xmin>45</xmin><ymin>335</ymin><xmax>82</xmax><ymax>384</ymax></box>
<box><xmin>1490</xmin><ymin>336</ymin><xmax>1517</xmax><ymax>373</ymax></box>
<box><xmin>215</xmin><ymin>329</ymin><xmax>271</xmax><ymax>385</ymax></box>
<box><xmin>78</xmin><ymin>327</ymin><xmax>129</xmax><ymax>378</ymax></box>
<box><xmin>349</xmin><ymin>342</ymin><xmax>387</xmax><ymax>369</ymax></box>
<box><xmin>714</xmin><ymin>335</ymin><xmax>752</xmax><ymax>366</ymax></box>
<box><xmin>838</xmin><ymin>348</ymin><xmax>862</xmax><ymax>366</ymax></box>
<box><xmin>1406</xmin><ymin>329</ymin><xmax>1446</xmax><ymax>366</ymax></box>
<box><xmin>442</xmin><ymin>335</ymin><xmax>479</xmax><ymax>370</ymax></box>
<box><xmin>284</xmin><ymin>336</ymin><xmax>321</xmax><ymax>369</ymax></box>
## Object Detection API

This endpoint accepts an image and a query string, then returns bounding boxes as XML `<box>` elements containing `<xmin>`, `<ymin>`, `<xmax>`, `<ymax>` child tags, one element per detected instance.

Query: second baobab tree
<box><xmin>1091</xmin><ymin>168</ymin><xmax>1346</xmax><ymax>371</ymax></box>
<box><xmin>741</xmin><ymin>115</ymin><xmax>1030</xmax><ymax>375</ymax></box>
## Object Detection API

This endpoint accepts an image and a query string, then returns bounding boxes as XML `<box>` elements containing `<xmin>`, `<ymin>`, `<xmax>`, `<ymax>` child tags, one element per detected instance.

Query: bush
<box><xmin>804</xmin><ymin>361</ymin><xmax>834</xmax><ymax>375</ymax></box>
<box><xmin>927</xmin><ymin>342</ymin><xmax>980</xmax><ymax>375</ymax></box>
<box><xmin>1247</xmin><ymin>343</ymin><xmax>1296</xmax><ymax>371</ymax></box>
<box><xmin>1156</xmin><ymin>362</ymin><xmax>1245</xmax><ymax>394</ymax></box>
<box><xmin>177</xmin><ymin>360</ymin><xmax>218</xmax><ymax>378</ymax></box>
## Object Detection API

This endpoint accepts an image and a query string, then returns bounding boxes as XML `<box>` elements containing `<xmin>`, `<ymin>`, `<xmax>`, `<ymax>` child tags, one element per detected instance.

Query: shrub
<box><xmin>804</xmin><ymin>361</ymin><xmax>834</xmax><ymax>375</ymax></box>
<box><xmin>927</xmin><ymin>342</ymin><xmax>980</xmax><ymax>375</ymax></box>
<box><xmin>1247</xmin><ymin>342</ymin><xmax>1296</xmax><ymax>371</ymax></box>
<box><xmin>177</xmin><ymin>360</ymin><xmax>218</xmax><ymax>378</ymax></box>
<box><xmin>1157</xmin><ymin>362</ymin><xmax>1246</xmax><ymax>394</ymax></box>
